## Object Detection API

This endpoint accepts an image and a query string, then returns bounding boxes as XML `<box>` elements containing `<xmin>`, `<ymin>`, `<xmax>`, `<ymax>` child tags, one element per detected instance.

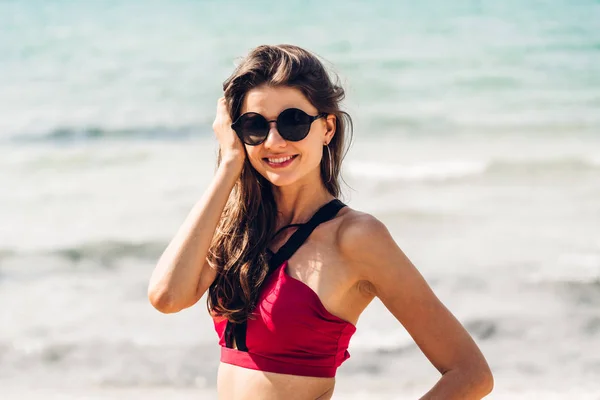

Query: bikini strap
<box><xmin>270</xmin><ymin>223</ymin><xmax>304</xmax><ymax>243</ymax></box>
<box><xmin>268</xmin><ymin>199</ymin><xmax>346</xmax><ymax>272</ymax></box>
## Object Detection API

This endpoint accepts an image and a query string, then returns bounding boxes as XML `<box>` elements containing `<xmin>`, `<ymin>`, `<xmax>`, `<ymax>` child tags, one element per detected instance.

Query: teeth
<box><xmin>267</xmin><ymin>155</ymin><xmax>295</xmax><ymax>164</ymax></box>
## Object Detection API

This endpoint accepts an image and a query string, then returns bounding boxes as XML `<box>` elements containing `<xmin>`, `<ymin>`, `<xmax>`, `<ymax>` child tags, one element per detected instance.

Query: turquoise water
<box><xmin>1</xmin><ymin>1</ymin><xmax>600</xmax><ymax>398</ymax></box>
<box><xmin>1</xmin><ymin>0</ymin><xmax>600</xmax><ymax>140</ymax></box>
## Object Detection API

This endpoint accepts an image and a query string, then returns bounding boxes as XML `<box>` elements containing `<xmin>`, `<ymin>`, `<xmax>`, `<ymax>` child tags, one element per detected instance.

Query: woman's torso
<box><xmin>218</xmin><ymin>363</ymin><xmax>336</xmax><ymax>400</ymax></box>
<box><xmin>216</xmin><ymin>205</ymin><xmax>375</xmax><ymax>399</ymax></box>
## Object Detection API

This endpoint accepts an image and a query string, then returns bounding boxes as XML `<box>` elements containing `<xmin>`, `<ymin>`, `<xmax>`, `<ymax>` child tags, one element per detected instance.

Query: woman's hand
<box><xmin>213</xmin><ymin>97</ymin><xmax>246</xmax><ymax>167</ymax></box>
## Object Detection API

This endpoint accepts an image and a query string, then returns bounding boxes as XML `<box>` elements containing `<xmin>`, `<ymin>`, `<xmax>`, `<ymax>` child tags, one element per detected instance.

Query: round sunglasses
<box><xmin>231</xmin><ymin>108</ymin><xmax>327</xmax><ymax>146</ymax></box>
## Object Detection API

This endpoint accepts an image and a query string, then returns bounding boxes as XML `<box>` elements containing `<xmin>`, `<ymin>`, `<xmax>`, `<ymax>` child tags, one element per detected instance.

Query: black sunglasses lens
<box><xmin>238</xmin><ymin>113</ymin><xmax>268</xmax><ymax>145</ymax></box>
<box><xmin>277</xmin><ymin>109</ymin><xmax>311</xmax><ymax>141</ymax></box>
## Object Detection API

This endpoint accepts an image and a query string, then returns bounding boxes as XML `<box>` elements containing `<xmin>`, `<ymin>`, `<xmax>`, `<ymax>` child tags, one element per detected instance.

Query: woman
<box><xmin>148</xmin><ymin>44</ymin><xmax>493</xmax><ymax>400</ymax></box>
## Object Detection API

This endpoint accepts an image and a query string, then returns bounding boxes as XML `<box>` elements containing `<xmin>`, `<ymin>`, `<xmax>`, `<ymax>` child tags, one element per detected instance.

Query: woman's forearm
<box><xmin>148</xmin><ymin>158</ymin><xmax>243</xmax><ymax>313</ymax></box>
<box><xmin>419</xmin><ymin>367</ymin><xmax>494</xmax><ymax>400</ymax></box>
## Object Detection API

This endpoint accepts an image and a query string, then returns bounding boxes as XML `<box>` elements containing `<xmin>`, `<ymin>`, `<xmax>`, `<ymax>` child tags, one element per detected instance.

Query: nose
<box><xmin>262</xmin><ymin>121</ymin><xmax>287</xmax><ymax>148</ymax></box>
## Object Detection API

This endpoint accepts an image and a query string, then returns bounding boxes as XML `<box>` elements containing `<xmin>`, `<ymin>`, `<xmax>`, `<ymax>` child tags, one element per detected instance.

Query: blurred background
<box><xmin>1</xmin><ymin>0</ymin><xmax>599</xmax><ymax>399</ymax></box>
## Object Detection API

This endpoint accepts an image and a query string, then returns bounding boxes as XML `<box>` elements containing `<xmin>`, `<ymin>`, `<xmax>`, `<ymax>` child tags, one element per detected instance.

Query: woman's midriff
<box><xmin>217</xmin><ymin>362</ymin><xmax>336</xmax><ymax>400</ymax></box>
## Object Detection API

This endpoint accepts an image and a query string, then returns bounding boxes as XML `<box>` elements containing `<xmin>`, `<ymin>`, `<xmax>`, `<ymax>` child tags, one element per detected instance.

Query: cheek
<box><xmin>245</xmin><ymin>146</ymin><xmax>264</xmax><ymax>169</ymax></box>
<box><xmin>303</xmin><ymin>138</ymin><xmax>325</xmax><ymax>166</ymax></box>
<box><xmin>244</xmin><ymin>145</ymin><xmax>260</xmax><ymax>171</ymax></box>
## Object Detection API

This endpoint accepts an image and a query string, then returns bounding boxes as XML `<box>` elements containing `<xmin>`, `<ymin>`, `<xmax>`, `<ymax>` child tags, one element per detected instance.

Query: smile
<box><xmin>263</xmin><ymin>155</ymin><xmax>298</xmax><ymax>168</ymax></box>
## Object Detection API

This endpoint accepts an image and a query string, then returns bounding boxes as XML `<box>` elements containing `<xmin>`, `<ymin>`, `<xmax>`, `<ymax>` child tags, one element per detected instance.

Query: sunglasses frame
<box><xmin>231</xmin><ymin>108</ymin><xmax>328</xmax><ymax>146</ymax></box>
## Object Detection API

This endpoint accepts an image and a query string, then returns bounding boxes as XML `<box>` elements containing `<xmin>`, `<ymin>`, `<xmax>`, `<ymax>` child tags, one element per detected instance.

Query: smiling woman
<box><xmin>233</xmin><ymin>85</ymin><xmax>335</xmax><ymax>188</ymax></box>
<box><xmin>148</xmin><ymin>44</ymin><xmax>493</xmax><ymax>400</ymax></box>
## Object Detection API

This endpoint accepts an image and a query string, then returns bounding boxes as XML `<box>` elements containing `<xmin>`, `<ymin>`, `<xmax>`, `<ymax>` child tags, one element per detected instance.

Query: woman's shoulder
<box><xmin>335</xmin><ymin>206</ymin><xmax>393</xmax><ymax>260</ymax></box>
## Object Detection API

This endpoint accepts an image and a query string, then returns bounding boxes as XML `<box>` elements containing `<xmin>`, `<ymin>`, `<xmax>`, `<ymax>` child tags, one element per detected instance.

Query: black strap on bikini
<box><xmin>270</xmin><ymin>223</ymin><xmax>304</xmax><ymax>242</ymax></box>
<box><xmin>224</xmin><ymin>199</ymin><xmax>346</xmax><ymax>351</ymax></box>
<box><xmin>232</xmin><ymin>319</ymin><xmax>248</xmax><ymax>352</ymax></box>
<box><xmin>267</xmin><ymin>199</ymin><xmax>346</xmax><ymax>273</ymax></box>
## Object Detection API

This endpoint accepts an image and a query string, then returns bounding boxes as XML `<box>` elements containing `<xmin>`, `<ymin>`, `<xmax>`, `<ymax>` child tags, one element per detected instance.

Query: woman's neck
<box><xmin>272</xmin><ymin>183</ymin><xmax>334</xmax><ymax>228</ymax></box>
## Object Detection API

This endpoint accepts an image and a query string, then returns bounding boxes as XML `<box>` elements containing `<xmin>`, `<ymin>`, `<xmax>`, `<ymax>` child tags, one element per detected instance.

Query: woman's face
<box><xmin>239</xmin><ymin>85</ymin><xmax>336</xmax><ymax>188</ymax></box>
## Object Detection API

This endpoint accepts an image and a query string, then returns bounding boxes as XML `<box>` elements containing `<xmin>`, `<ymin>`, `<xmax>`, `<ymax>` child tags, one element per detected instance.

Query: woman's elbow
<box><xmin>475</xmin><ymin>366</ymin><xmax>494</xmax><ymax>397</ymax></box>
<box><xmin>148</xmin><ymin>286</ymin><xmax>185</xmax><ymax>314</ymax></box>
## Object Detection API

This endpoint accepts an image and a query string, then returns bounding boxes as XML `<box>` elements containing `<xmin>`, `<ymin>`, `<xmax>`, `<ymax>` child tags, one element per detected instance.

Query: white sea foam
<box><xmin>345</xmin><ymin>160</ymin><xmax>488</xmax><ymax>182</ymax></box>
<box><xmin>528</xmin><ymin>253</ymin><xmax>600</xmax><ymax>285</ymax></box>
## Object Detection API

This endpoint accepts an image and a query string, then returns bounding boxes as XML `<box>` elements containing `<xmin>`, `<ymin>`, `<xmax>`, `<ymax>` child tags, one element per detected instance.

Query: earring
<box><xmin>325</xmin><ymin>144</ymin><xmax>333</xmax><ymax>183</ymax></box>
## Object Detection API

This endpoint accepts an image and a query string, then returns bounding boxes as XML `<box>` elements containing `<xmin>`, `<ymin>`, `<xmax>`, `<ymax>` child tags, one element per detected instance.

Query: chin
<box><xmin>263</xmin><ymin>173</ymin><xmax>299</xmax><ymax>187</ymax></box>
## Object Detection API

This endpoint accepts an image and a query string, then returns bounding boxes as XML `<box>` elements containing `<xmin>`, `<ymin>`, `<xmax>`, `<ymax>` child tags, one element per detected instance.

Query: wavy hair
<box><xmin>207</xmin><ymin>44</ymin><xmax>353</xmax><ymax>323</ymax></box>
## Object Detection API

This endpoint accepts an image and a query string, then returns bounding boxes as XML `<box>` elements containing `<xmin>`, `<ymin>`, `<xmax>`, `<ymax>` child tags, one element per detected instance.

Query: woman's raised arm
<box><xmin>148</xmin><ymin>98</ymin><xmax>245</xmax><ymax>313</ymax></box>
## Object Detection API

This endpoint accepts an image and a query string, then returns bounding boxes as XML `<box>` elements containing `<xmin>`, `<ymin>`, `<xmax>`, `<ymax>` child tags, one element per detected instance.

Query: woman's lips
<box><xmin>263</xmin><ymin>154</ymin><xmax>298</xmax><ymax>168</ymax></box>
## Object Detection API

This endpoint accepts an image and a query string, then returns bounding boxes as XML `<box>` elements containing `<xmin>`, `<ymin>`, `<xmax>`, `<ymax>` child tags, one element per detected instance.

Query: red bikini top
<box><xmin>212</xmin><ymin>199</ymin><xmax>356</xmax><ymax>378</ymax></box>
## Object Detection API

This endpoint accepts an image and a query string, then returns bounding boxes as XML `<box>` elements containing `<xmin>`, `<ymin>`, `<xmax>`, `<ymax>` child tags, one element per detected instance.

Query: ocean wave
<box><xmin>488</xmin><ymin>157</ymin><xmax>600</xmax><ymax>174</ymax></box>
<box><xmin>528</xmin><ymin>253</ymin><xmax>600</xmax><ymax>286</ymax></box>
<box><xmin>7</xmin><ymin>126</ymin><xmax>203</xmax><ymax>144</ymax></box>
<box><xmin>464</xmin><ymin>318</ymin><xmax>498</xmax><ymax>341</ymax></box>
<box><xmin>345</xmin><ymin>156</ymin><xmax>600</xmax><ymax>182</ymax></box>
<box><xmin>2</xmin><ymin>340</ymin><xmax>217</xmax><ymax>387</ymax></box>
<box><xmin>1</xmin><ymin>240</ymin><xmax>167</xmax><ymax>269</ymax></box>
<box><xmin>53</xmin><ymin>240</ymin><xmax>166</xmax><ymax>267</ymax></box>
<box><xmin>345</xmin><ymin>160</ymin><xmax>488</xmax><ymax>182</ymax></box>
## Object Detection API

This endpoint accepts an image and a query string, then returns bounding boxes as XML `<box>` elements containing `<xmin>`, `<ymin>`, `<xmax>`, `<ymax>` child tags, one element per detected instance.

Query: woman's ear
<box><xmin>324</xmin><ymin>114</ymin><xmax>336</xmax><ymax>144</ymax></box>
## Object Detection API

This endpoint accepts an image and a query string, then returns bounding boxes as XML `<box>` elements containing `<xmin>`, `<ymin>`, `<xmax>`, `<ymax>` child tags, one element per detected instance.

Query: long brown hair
<box><xmin>207</xmin><ymin>44</ymin><xmax>353</xmax><ymax>323</ymax></box>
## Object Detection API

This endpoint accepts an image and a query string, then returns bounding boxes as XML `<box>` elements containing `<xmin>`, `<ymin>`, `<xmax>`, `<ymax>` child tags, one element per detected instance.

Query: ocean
<box><xmin>1</xmin><ymin>0</ymin><xmax>599</xmax><ymax>398</ymax></box>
